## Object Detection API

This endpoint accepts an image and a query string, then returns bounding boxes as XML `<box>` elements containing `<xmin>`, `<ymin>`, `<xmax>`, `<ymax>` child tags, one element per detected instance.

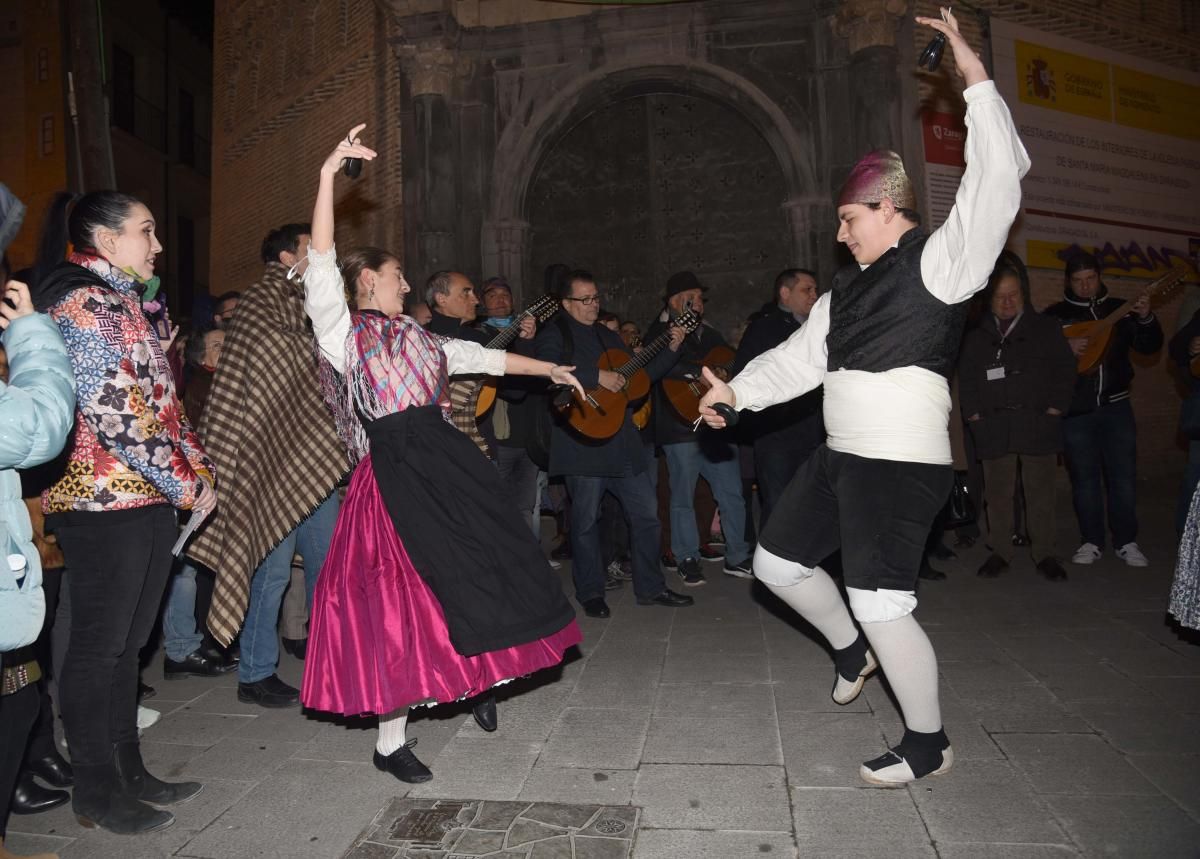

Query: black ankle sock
<box><xmin>832</xmin><ymin>633</ymin><xmax>868</xmax><ymax>682</ymax></box>
<box><xmin>892</xmin><ymin>727</ymin><xmax>950</xmax><ymax>777</ymax></box>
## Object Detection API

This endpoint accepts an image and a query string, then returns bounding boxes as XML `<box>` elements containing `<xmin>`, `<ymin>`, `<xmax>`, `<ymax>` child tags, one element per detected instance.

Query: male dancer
<box><xmin>700</xmin><ymin>9</ymin><xmax>1029</xmax><ymax>785</ymax></box>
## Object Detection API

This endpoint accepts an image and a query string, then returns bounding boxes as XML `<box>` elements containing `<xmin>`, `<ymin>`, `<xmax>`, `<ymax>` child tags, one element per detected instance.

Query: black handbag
<box><xmin>943</xmin><ymin>470</ymin><xmax>976</xmax><ymax>529</ymax></box>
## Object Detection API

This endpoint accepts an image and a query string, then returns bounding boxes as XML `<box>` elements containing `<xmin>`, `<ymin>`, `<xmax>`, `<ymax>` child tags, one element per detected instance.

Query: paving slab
<box><xmin>995</xmin><ymin>733</ymin><xmax>1159</xmax><ymax>796</ymax></box>
<box><xmin>789</xmin><ymin>786</ymin><xmax>931</xmax><ymax>853</ymax></box>
<box><xmin>1127</xmin><ymin>754</ymin><xmax>1200</xmax><ymax>819</ymax></box>
<box><xmin>632</xmin><ymin>764</ymin><xmax>790</xmax><ymax>830</ymax></box>
<box><xmin>1045</xmin><ymin>794</ymin><xmax>1200</xmax><ymax>859</ymax></box>
<box><xmin>1067</xmin><ymin>701</ymin><xmax>1200</xmax><ymax>754</ymax></box>
<box><xmin>779</xmin><ymin>711</ymin><xmax>886</xmax><ymax>787</ymax></box>
<box><xmin>407</xmin><ymin>738</ymin><xmax>543</xmax><ymax>800</ymax></box>
<box><xmin>642</xmin><ymin>714</ymin><xmax>782</xmax><ymax>764</ymax></box>
<box><xmin>631</xmin><ymin>828</ymin><xmax>796</xmax><ymax>858</ymax></box>
<box><xmin>518</xmin><ymin>764</ymin><xmax>637</xmax><ymax>805</ymax></box>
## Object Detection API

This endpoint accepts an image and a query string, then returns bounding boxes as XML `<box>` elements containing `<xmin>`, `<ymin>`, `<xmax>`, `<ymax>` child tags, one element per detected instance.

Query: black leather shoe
<box><xmin>11</xmin><ymin>770</ymin><xmax>69</xmax><ymax>814</ymax></box>
<box><xmin>1036</xmin><ymin>557</ymin><xmax>1068</xmax><ymax>581</ymax></box>
<box><xmin>137</xmin><ymin>680</ymin><xmax>156</xmax><ymax>702</ymax></box>
<box><xmin>373</xmin><ymin>740</ymin><xmax>432</xmax><ymax>783</ymax></box>
<box><xmin>113</xmin><ymin>741</ymin><xmax>203</xmax><ymax>806</ymax></box>
<box><xmin>237</xmin><ymin>674</ymin><xmax>300</xmax><ymax>708</ymax></box>
<box><xmin>73</xmin><ymin>762</ymin><xmax>174</xmax><ymax>834</ymax></box>
<box><xmin>636</xmin><ymin>588</ymin><xmax>694</xmax><ymax>608</ymax></box>
<box><xmin>581</xmin><ymin>598</ymin><xmax>610</xmax><ymax>619</ymax></box>
<box><xmin>199</xmin><ymin>637</ymin><xmax>239</xmax><ymax>667</ymax></box>
<box><xmin>976</xmin><ymin>553</ymin><xmax>1009</xmax><ymax>579</ymax></box>
<box><xmin>281</xmin><ymin>637</ymin><xmax>308</xmax><ymax>660</ymax></box>
<box><xmin>472</xmin><ymin>693</ymin><xmax>498</xmax><ymax>732</ymax></box>
<box><xmin>165</xmin><ymin>649</ymin><xmax>237</xmax><ymax>679</ymax></box>
<box><xmin>27</xmin><ymin>750</ymin><xmax>74</xmax><ymax>787</ymax></box>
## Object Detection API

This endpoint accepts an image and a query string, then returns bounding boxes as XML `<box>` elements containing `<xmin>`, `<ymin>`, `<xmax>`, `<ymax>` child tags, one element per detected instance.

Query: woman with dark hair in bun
<box><xmin>31</xmin><ymin>191</ymin><xmax>216</xmax><ymax>835</ymax></box>
<box><xmin>298</xmin><ymin>127</ymin><xmax>583</xmax><ymax>784</ymax></box>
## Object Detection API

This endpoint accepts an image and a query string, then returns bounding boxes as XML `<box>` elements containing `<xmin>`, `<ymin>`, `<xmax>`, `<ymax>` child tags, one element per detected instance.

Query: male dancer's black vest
<box><xmin>826</xmin><ymin>228</ymin><xmax>969</xmax><ymax>379</ymax></box>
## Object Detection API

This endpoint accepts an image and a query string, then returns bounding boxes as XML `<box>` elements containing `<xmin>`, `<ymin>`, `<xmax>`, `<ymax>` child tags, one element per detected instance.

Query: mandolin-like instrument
<box><xmin>661</xmin><ymin>344</ymin><xmax>736</xmax><ymax>425</ymax></box>
<box><xmin>474</xmin><ymin>294</ymin><xmax>562</xmax><ymax>417</ymax></box>
<box><xmin>557</xmin><ymin>309</ymin><xmax>700</xmax><ymax>440</ymax></box>
<box><xmin>1062</xmin><ymin>265</ymin><xmax>1186</xmax><ymax>374</ymax></box>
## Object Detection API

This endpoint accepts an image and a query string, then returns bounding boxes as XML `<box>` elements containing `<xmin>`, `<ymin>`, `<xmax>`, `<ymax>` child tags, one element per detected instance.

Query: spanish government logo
<box><xmin>1025</xmin><ymin>57</ymin><xmax>1057</xmax><ymax>102</ymax></box>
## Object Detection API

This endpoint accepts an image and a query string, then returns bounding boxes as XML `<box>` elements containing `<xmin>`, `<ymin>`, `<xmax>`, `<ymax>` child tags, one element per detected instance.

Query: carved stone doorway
<box><xmin>525</xmin><ymin>93</ymin><xmax>790</xmax><ymax>337</ymax></box>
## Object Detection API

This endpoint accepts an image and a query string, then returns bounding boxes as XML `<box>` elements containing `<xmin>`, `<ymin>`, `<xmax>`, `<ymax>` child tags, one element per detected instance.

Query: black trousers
<box><xmin>0</xmin><ymin>684</ymin><xmax>39</xmax><ymax>838</ymax></box>
<box><xmin>754</xmin><ymin>441</ymin><xmax>819</xmax><ymax>529</ymax></box>
<box><xmin>55</xmin><ymin>506</ymin><xmax>177</xmax><ymax>767</ymax></box>
<box><xmin>23</xmin><ymin>566</ymin><xmax>63</xmax><ymax>765</ymax></box>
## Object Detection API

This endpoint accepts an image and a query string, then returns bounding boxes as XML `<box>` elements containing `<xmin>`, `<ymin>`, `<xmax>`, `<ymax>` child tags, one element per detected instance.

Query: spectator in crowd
<box><xmin>958</xmin><ymin>251</ymin><xmax>1076</xmax><ymax>581</ymax></box>
<box><xmin>734</xmin><ymin>268</ymin><xmax>825</xmax><ymax>527</ymax></box>
<box><xmin>619</xmin><ymin>320</ymin><xmax>642</xmax><ymax>353</ymax></box>
<box><xmin>425</xmin><ymin>271</ymin><xmax>494</xmax><ymax>456</ymax></box>
<box><xmin>211</xmin><ymin>291</ymin><xmax>240</xmax><ymax>329</ymax></box>
<box><xmin>187</xmin><ymin>223</ymin><xmax>347</xmax><ymax>710</ymax></box>
<box><xmin>406</xmin><ymin>300</ymin><xmax>432</xmax><ymax>326</ymax></box>
<box><xmin>32</xmin><ymin>191</ymin><xmax>214</xmax><ymax>834</ymax></box>
<box><xmin>0</xmin><ymin>278</ymin><xmax>75</xmax><ymax>858</ymax></box>
<box><xmin>1044</xmin><ymin>252</ymin><xmax>1163</xmax><ymax>567</ymax></box>
<box><xmin>160</xmin><ymin>324</ymin><xmax>237</xmax><ymax>680</ymax></box>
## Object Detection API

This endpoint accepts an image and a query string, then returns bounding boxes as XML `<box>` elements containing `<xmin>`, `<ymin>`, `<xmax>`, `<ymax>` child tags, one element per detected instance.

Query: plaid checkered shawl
<box><xmin>189</xmin><ymin>263</ymin><xmax>349</xmax><ymax>645</ymax></box>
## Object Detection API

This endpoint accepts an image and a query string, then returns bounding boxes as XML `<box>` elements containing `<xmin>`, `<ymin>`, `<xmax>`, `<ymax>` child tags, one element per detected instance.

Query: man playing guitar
<box><xmin>534</xmin><ymin>270</ymin><xmax>693</xmax><ymax>619</ymax></box>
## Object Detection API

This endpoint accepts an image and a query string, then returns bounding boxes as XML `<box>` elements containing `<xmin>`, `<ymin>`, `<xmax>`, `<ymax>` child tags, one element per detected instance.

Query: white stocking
<box><xmin>860</xmin><ymin>614</ymin><xmax>941</xmax><ymax>733</ymax></box>
<box><xmin>376</xmin><ymin>707</ymin><xmax>409</xmax><ymax>755</ymax></box>
<box><xmin>756</xmin><ymin>548</ymin><xmax>858</xmax><ymax>651</ymax></box>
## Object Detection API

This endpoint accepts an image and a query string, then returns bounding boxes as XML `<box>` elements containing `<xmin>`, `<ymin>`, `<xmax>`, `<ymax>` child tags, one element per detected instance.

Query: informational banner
<box><xmin>989</xmin><ymin>18</ymin><xmax>1200</xmax><ymax>281</ymax></box>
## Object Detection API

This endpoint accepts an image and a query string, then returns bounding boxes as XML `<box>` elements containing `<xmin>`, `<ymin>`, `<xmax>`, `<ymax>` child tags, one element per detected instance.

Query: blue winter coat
<box><xmin>0</xmin><ymin>313</ymin><xmax>75</xmax><ymax>651</ymax></box>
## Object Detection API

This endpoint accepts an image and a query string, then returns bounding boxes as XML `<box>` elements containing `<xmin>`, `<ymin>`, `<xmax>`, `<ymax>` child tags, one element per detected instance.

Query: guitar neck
<box><xmin>1085</xmin><ymin>268</ymin><xmax>1184</xmax><ymax>333</ymax></box>
<box><xmin>617</xmin><ymin>328</ymin><xmax>678</xmax><ymax>377</ymax></box>
<box><xmin>486</xmin><ymin>310</ymin><xmax>532</xmax><ymax>349</ymax></box>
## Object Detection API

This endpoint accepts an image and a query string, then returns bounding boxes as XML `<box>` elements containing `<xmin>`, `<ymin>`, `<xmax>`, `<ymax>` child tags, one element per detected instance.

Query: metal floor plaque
<box><xmin>343</xmin><ymin>799</ymin><xmax>638</xmax><ymax>858</ymax></box>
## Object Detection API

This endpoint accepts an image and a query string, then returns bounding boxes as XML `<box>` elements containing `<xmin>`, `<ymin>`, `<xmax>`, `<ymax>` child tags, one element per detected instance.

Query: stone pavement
<box><xmin>7</xmin><ymin>480</ymin><xmax>1200</xmax><ymax>858</ymax></box>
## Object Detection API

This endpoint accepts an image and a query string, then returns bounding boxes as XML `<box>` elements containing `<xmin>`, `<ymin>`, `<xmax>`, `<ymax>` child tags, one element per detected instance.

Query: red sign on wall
<box><xmin>922</xmin><ymin>109</ymin><xmax>967</xmax><ymax>168</ymax></box>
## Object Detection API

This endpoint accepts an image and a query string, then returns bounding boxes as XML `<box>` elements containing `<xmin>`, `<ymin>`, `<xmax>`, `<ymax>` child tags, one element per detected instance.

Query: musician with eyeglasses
<box><xmin>534</xmin><ymin>270</ymin><xmax>693</xmax><ymax>619</ymax></box>
<box><xmin>1043</xmin><ymin>252</ymin><xmax>1163</xmax><ymax>568</ymax></box>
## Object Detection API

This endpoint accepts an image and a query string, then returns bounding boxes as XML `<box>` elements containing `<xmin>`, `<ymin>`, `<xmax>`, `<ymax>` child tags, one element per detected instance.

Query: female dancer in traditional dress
<box><xmin>299</xmin><ymin>127</ymin><xmax>583</xmax><ymax>783</ymax></box>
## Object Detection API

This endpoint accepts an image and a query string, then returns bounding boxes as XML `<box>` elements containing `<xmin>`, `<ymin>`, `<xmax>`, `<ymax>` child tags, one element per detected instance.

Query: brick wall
<box><xmin>209</xmin><ymin>0</ymin><xmax>403</xmax><ymax>293</ymax></box>
<box><xmin>907</xmin><ymin>0</ymin><xmax>1198</xmax><ymax>479</ymax></box>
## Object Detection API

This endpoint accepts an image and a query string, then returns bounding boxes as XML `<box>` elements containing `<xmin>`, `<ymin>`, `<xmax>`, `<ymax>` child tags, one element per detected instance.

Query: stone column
<box><xmin>835</xmin><ymin>0</ymin><xmax>908</xmax><ymax>155</ymax></box>
<box><xmin>398</xmin><ymin>42</ymin><xmax>458</xmax><ymax>278</ymax></box>
<box><xmin>783</xmin><ymin>196</ymin><xmax>834</xmax><ymax>275</ymax></box>
<box><xmin>481</xmin><ymin>219</ymin><xmax>532</xmax><ymax>305</ymax></box>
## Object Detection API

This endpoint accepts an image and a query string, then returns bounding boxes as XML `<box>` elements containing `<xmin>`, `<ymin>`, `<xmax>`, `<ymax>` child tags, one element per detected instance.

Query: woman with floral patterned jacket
<box><xmin>30</xmin><ymin>191</ymin><xmax>215</xmax><ymax>837</ymax></box>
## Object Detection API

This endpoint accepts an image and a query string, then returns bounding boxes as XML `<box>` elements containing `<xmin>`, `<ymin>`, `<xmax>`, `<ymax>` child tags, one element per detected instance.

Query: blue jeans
<box><xmin>239</xmin><ymin>493</ymin><xmax>339</xmax><ymax>683</ymax></box>
<box><xmin>1061</xmin><ymin>399</ymin><xmax>1138</xmax><ymax>549</ymax></box>
<box><xmin>566</xmin><ymin>467</ymin><xmax>667</xmax><ymax>603</ymax></box>
<box><xmin>163</xmin><ymin>561</ymin><xmax>204</xmax><ymax>661</ymax></box>
<box><xmin>663</xmin><ymin>440</ymin><xmax>751</xmax><ymax>564</ymax></box>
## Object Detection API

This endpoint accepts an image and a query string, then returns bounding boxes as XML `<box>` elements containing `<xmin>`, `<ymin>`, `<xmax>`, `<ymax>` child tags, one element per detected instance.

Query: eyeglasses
<box><xmin>564</xmin><ymin>294</ymin><xmax>603</xmax><ymax>306</ymax></box>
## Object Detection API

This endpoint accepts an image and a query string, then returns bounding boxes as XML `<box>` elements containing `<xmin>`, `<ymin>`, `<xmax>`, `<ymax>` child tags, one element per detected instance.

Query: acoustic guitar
<box><xmin>662</xmin><ymin>344</ymin><xmax>736</xmax><ymax>425</ymax></box>
<box><xmin>1062</xmin><ymin>265</ymin><xmax>1186</xmax><ymax>374</ymax></box>
<box><xmin>557</xmin><ymin>309</ymin><xmax>701</xmax><ymax>440</ymax></box>
<box><xmin>474</xmin><ymin>294</ymin><xmax>562</xmax><ymax>417</ymax></box>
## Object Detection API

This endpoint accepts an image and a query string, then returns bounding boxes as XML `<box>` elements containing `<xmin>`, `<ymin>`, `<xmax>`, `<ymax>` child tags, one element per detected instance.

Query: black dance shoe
<box><xmin>1036</xmin><ymin>557</ymin><xmax>1068</xmax><ymax>581</ymax></box>
<box><xmin>27</xmin><ymin>749</ymin><xmax>74</xmax><ymax>787</ymax></box>
<box><xmin>11</xmin><ymin>770</ymin><xmax>69</xmax><ymax>814</ymax></box>
<box><xmin>281</xmin><ymin>637</ymin><xmax>308</xmax><ymax>660</ymax></box>
<box><xmin>976</xmin><ymin>553</ymin><xmax>1009</xmax><ymax>579</ymax></box>
<box><xmin>373</xmin><ymin>740</ymin><xmax>432</xmax><ymax>783</ymax></box>
<box><xmin>237</xmin><ymin>674</ymin><xmax>300</xmax><ymax>708</ymax></box>
<box><xmin>472</xmin><ymin>693</ymin><xmax>498</xmax><ymax>732</ymax></box>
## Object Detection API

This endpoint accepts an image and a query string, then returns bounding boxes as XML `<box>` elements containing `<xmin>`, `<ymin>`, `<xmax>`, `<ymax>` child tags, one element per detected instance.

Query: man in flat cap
<box><xmin>700</xmin><ymin>9</ymin><xmax>1030</xmax><ymax>787</ymax></box>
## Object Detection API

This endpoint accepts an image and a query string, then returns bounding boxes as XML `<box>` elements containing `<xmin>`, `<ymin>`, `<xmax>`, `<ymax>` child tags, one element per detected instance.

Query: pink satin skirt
<box><xmin>301</xmin><ymin>456</ymin><xmax>581</xmax><ymax>716</ymax></box>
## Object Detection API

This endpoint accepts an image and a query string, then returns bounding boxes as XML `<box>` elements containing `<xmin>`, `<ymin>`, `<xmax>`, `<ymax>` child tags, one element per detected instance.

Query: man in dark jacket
<box><xmin>647</xmin><ymin>271</ymin><xmax>754</xmax><ymax>587</ymax></box>
<box><xmin>734</xmin><ymin>268</ymin><xmax>825</xmax><ymax>527</ymax></box>
<box><xmin>1044</xmin><ymin>252</ymin><xmax>1163</xmax><ymax>567</ymax></box>
<box><xmin>959</xmin><ymin>252</ymin><xmax>1076</xmax><ymax>581</ymax></box>
<box><xmin>534</xmin><ymin>270</ymin><xmax>692</xmax><ymax>618</ymax></box>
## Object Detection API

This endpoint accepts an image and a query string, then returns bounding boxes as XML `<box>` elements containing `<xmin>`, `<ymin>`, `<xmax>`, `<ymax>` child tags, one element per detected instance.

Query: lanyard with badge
<box><xmin>986</xmin><ymin>312</ymin><xmax>1021</xmax><ymax>382</ymax></box>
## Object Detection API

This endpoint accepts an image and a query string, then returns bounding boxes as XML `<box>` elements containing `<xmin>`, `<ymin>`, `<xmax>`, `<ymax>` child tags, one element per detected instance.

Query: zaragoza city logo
<box><xmin>1024</xmin><ymin>56</ymin><xmax>1057</xmax><ymax>102</ymax></box>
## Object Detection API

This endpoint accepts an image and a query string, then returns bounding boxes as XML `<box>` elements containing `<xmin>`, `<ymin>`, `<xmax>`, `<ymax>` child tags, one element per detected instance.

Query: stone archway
<box><xmin>482</xmin><ymin>58</ymin><xmax>825</xmax><ymax>304</ymax></box>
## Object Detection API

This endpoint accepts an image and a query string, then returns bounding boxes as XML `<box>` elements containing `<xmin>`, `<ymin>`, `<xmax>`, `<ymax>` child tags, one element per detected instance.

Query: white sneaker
<box><xmin>1071</xmin><ymin>543</ymin><xmax>1102</xmax><ymax>564</ymax></box>
<box><xmin>1116</xmin><ymin>542</ymin><xmax>1149</xmax><ymax>567</ymax></box>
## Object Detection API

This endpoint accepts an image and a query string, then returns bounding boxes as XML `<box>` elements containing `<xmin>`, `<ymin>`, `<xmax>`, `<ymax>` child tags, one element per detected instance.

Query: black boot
<box><xmin>72</xmin><ymin>761</ymin><xmax>175</xmax><ymax>834</ymax></box>
<box><xmin>472</xmin><ymin>693</ymin><xmax>498</xmax><ymax>732</ymax></box>
<box><xmin>113</xmin><ymin>741</ymin><xmax>203</xmax><ymax>806</ymax></box>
